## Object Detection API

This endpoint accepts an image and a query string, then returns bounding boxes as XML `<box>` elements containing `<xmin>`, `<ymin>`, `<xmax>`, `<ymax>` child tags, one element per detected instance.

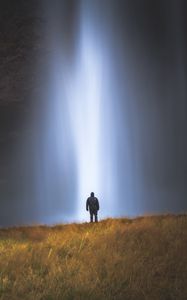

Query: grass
<box><xmin>0</xmin><ymin>214</ymin><xmax>186</xmax><ymax>300</ymax></box>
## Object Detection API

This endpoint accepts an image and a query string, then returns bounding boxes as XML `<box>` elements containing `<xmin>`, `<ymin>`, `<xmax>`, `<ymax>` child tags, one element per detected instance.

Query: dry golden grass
<box><xmin>0</xmin><ymin>214</ymin><xmax>186</xmax><ymax>300</ymax></box>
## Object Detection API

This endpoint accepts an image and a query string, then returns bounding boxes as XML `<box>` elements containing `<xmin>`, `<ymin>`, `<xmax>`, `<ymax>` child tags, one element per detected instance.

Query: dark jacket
<box><xmin>86</xmin><ymin>197</ymin><xmax>99</xmax><ymax>213</ymax></box>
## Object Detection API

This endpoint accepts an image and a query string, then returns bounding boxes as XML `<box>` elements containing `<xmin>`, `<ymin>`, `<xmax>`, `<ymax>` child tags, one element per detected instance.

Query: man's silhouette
<box><xmin>86</xmin><ymin>192</ymin><xmax>99</xmax><ymax>222</ymax></box>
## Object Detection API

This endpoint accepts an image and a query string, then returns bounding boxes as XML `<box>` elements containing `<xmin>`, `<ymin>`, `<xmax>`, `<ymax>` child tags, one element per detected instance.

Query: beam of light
<box><xmin>35</xmin><ymin>0</ymin><xmax>119</xmax><ymax>223</ymax></box>
<box><xmin>64</xmin><ymin>2</ymin><xmax>120</xmax><ymax>220</ymax></box>
<box><xmin>65</xmin><ymin>17</ymin><xmax>103</xmax><ymax>220</ymax></box>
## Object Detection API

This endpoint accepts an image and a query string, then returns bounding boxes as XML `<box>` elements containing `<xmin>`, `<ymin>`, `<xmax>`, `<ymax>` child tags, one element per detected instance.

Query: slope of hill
<box><xmin>0</xmin><ymin>214</ymin><xmax>186</xmax><ymax>300</ymax></box>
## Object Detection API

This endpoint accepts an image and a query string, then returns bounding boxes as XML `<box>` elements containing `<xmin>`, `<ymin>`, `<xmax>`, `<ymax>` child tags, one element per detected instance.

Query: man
<box><xmin>86</xmin><ymin>192</ymin><xmax>100</xmax><ymax>222</ymax></box>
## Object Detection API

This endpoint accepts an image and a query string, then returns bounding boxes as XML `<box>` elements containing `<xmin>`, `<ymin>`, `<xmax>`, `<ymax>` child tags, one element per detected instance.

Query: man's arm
<box><xmin>86</xmin><ymin>198</ymin><xmax>89</xmax><ymax>211</ymax></box>
<box><xmin>96</xmin><ymin>198</ymin><xmax>99</xmax><ymax>210</ymax></box>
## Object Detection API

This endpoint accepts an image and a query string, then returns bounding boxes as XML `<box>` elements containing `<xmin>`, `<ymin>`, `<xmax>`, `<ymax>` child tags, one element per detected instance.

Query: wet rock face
<box><xmin>0</xmin><ymin>0</ymin><xmax>41</xmax><ymax>151</ymax></box>
<box><xmin>0</xmin><ymin>1</ymin><xmax>38</xmax><ymax>102</ymax></box>
<box><xmin>1</xmin><ymin>2</ymin><xmax>51</xmax><ymax>130</ymax></box>
<box><xmin>0</xmin><ymin>1</ymin><xmax>43</xmax><ymax>225</ymax></box>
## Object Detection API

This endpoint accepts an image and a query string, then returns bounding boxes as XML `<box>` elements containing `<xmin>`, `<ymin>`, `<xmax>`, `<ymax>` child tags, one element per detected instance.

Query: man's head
<box><xmin>90</xmin><ymin>192</ymin><xmax>94</xmax><ymax>197</ymax></box>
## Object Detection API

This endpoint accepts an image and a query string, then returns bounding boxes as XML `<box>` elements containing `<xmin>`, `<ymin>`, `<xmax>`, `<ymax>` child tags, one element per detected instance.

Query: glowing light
<box><xmin>36</xmin><ymin>0</ymin><xmax>118</xmax><ymax>223</ymax></box>
<box><xmin>66</xmin><ymin>15</ymin><xmax>103</xmax><ymax>220</ymax></box>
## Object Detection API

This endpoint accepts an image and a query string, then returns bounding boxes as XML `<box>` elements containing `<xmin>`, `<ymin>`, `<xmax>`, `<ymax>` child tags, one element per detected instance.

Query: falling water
<box><xmin>35</xmin><ymin>0</ymin><xmax>118</xmax><ymax>222</ymax></box>
<box><xmin>65</xmin><ymin>3</ymin><xmax>118</xmax><ymax>220</ymax></box>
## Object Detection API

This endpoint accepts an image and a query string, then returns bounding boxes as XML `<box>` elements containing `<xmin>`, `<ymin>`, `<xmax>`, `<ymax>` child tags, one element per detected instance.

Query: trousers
<box><xmin>90</xmin><ymin>211</ymin><xmax>98</xmax><ymax>222</ymax></box>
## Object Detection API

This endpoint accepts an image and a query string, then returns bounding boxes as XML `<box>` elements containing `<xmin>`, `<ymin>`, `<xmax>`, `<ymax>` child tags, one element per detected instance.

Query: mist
<box><xmin>0</xmin><ymin>0</ymin><xmax>187</xmax><ymax>226</ymax></box>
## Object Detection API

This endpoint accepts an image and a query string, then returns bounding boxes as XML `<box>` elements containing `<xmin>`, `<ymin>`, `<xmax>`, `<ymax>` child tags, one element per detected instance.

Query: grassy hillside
<box><xmin>0</xmin><ymin>214</ymin><xmax>186</xmax><ymax>300</ymax></box>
